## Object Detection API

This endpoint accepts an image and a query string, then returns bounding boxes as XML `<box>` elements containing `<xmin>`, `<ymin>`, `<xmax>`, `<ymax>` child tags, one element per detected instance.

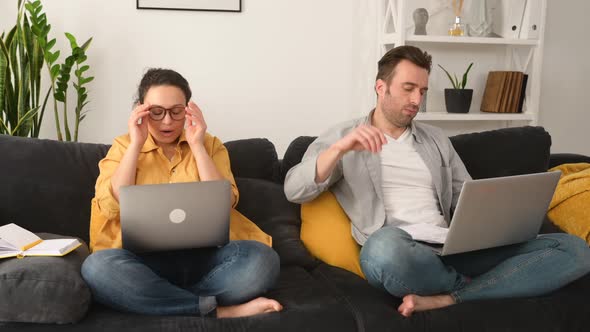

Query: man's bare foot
<box><xmin>217</xmin><ymin>297</ymin><xmax>283</xmax><ymax>318</ymax></box>
<box><xmin>397</xmin><ymin>294</ymin><xmax>455</xmax><ymax>317</ymax></box>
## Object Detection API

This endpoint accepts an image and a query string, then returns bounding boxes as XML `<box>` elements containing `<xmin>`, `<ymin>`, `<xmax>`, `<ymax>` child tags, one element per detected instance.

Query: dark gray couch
<box><xmin>1</xmin><ymin>126</ymin><xmax>589</xmax><ymax>331</ymax></box>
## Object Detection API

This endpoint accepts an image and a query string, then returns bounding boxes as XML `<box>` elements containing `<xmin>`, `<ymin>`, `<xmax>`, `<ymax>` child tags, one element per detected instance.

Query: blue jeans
<box><xmin>81</xmin><ymin>240</ymin><xmax>280</xmax><ymax>316</ymax></box>
<box><xmin>360</xmin><ymin>226</ymin><xmax>590</xmax><ymax>303</ymax></box>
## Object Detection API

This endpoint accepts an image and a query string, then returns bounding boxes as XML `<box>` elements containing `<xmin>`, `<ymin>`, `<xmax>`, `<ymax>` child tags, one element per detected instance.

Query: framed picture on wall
<box><xmin>137</xmin><ymin>0</ymin><xmax>241</xmax><ymax>12</ymax></box>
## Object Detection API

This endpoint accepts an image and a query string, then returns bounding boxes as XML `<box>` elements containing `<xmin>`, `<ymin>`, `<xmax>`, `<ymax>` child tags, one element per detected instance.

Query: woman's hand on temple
<box><xmin>185</xmin><ymin>101</ymin><xmax>207</xmax><ymax>148</ymax></box>
<box><xmin>128</xmin><ymin>103</ymin><xmax>151</xmax><ymax>149</ymax></box>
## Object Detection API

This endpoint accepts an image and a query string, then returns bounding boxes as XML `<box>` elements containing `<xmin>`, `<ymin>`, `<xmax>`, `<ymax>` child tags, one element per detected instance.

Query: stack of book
<box><xmin>480</xmin><ymin>71</ymin><xmax>528</xmax><ymax>113</ymax></box>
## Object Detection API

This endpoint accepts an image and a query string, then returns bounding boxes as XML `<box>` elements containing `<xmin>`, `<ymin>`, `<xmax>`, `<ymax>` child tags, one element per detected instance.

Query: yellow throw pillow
<box><xmin>548</xmin><ymin>163</ymin><xmax>590</xmax><ymax>244</ymax></box>
<box><xmin>300</xmin><ymin>191</ymin><xmax>365</xmax><ymax>278</ymax></box>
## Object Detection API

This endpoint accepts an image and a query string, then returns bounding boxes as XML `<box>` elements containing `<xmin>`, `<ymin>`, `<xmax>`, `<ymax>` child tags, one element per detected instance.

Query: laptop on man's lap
<box><xmin>426</xmin><ymin>171</ymin><xmax>561</xmax><ymax>256</ymax></box>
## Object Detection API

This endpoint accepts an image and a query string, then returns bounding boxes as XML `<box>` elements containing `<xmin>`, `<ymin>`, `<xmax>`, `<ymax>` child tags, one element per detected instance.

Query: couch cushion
<box><xmin>235</xmin><ymin>178</ymin><xmax>317</xmax><ymax>269</ymax></box>
<box><xmin>450</xmin><ymin>126</ymin><xmax>551</xmax><ymax>179</ymax></box>
<box><xmin>225</xmin><ymin>138</ymin><xmax>280</xmax><ymax>183</ymax></box>
<box><xmin>0</xmin><ymin>233</ymin><xmax>91</xmax><ymax>324</ymax></box>
<box><xmin>312</xmin><ymin>263</ymin><xmax>590</xmax><ymax>331</ymax></box>
<box><xmin>0</xmin><ymin>135</ymin><xmax>109</xmax><ymax>243</ymax></box>
<box><xmin>301</xmin><ymin>191</ymin><xmax>364</xmax><ymax>278</ymax></box>
<box><xmin>0</xmin><ymin>266</ymin><xmax>361</xmax><ymax>332</ymax></box>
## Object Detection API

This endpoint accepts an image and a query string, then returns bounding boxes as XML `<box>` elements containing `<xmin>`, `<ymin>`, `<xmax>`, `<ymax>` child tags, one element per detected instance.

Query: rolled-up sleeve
<box><xmin>210</xmin><ymin>137</ymin><xmax>240</xmax><ymax>208</ymax></box>
<box><xmin>90</xmin><ymin>138</ymin><xmax>128</xmax><ymax>251</ymax></box>
<box><xmin>284</xmin><ymin>138</ymin><xmax>343</xmax><ymax>204</ymax></box>
<box><xmin>94</xmin><ymin>140</ymin><xmax>126</xmax><ymax>219</ymax></box>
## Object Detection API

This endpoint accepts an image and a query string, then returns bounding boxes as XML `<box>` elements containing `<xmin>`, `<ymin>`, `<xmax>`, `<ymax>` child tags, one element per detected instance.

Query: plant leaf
<box><xmin>65</xmin><ymin>32</ymin><xmax>78</xmax><ymax>49</ymax></box>
<box><xmin>0</xmin><ymin>39</ymin><xmax>7</xmax><ymax>119</ymax></box>
<box><xmin>54</xmin><ymin>91</ymin><xmax>64</xmax><ymax>102</ymax></box>
<box><xmin>81</xmin><ymin>76</ymin><xmax>94</xmax><ymax>85</ymax></box>
<box><xmin>48</xmin><ymin>50</ymin><xmax>59</xmax><ymax>63</ymax></box>
<box><xmin>46</xmin><ymin>38</ymin><xmax>56</xmax><ymax>50</ymax></box>
<box><xmin>80</xmin><ymin>37</ymin><xmax>92</xmax><ymax>51</ymax></box>
<box><xmin>438</xmin><ymin>64</ymin><xmax>458</xmax><ymax>89</ymax></box>
<box><xmin>461</xmin><ymin>62</ymin><xmax>474</xmax><ymax>89</ymax></box>
<box><xmin>10</xmin><ymin>106</ymin><xmax>40</xmax><ymax>135</ymax></box>
<box><xmin>50</xmin><ymin>63</ymin><xmax>60</xmax><ymax>78</ymax></box>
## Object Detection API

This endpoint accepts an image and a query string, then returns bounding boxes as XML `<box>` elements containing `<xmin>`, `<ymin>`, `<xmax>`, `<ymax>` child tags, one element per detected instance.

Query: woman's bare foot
<box><xmin>397</xmin><ymin>294</ymin><xmax>455</xmax><ymax>317</ymax></box>
<box><xmin>217</xmin><ymin>297</ymin><xmax>283</xmax><ymax>318</ymax></box>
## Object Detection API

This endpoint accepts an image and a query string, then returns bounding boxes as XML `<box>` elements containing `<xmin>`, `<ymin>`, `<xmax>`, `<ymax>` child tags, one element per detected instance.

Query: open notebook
<box><xmin>0</xmin><ymin>223</ymin><xmax>81</xmax><ymax>259</ymax></box>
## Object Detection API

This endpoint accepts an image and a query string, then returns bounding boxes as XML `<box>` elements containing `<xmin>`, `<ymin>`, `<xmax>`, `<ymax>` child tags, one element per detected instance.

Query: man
<box><xmin>284</xmin><ymin>45</ymin><xmax>590</xmax><ymax>317</ymax></box>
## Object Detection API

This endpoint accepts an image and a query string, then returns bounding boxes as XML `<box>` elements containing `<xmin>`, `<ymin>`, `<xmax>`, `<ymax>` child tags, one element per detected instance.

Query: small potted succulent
<box><xmin>438</xmin><ymin>62</ymin><xmax>473</xmax><ymax>113</ymax></box>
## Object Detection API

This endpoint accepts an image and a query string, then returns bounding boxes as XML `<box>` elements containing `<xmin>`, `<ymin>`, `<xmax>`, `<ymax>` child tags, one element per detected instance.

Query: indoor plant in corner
<box><xmin>0</xmin><ymin>0</ymin><xmax>93</xmax><ymax>141</ymax></box>
<box><xmin>439</xmin><ymin>62</ymin><xmax>473</xmax><ymax>113</ymax></box>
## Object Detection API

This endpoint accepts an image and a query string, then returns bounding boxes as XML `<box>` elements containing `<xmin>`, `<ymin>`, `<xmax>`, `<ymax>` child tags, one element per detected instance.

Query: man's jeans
<box><xmin>81</xmin><ymin>240</ymin><xmax>280</xmax><ymax>316</ymax></box>
<box><xmin>360</xmin><ymin>226</ymin><xmax>590</xmax><ymax>303</ymax></box>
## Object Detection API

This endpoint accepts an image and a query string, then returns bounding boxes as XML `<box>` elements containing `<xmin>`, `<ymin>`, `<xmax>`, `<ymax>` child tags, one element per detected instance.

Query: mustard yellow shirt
<box><xmin>89</xmin><ymin>131</ymin><xmax>271</xmax><ymax>252</ymax></box>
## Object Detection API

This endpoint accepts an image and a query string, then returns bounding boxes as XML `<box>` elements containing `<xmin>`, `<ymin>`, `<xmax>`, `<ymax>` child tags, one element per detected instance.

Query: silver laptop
<box><xmin>433</xmin><ymin>171</ymin><xmax>561</xmax><ymax>256</ymax></box>
<box><xmin>119</xmin><ymin>180</ymin><xmax>231</xmax><ymax>253</ymax></box>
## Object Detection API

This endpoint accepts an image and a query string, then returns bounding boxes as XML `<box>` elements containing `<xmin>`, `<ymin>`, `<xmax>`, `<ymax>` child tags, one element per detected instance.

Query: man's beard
<box><xmin>381</xmin><ymin>92</ymin><xmax>416</xmax><ymax>128</ymax></box>
<box><xmin>383</xmin><ymin>109</ymin><xmax>413</xmax><ymax>128</ymax></box>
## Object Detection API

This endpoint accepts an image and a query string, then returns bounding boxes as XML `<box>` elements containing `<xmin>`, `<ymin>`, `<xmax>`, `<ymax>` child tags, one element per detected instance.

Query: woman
<box><xmin>82</xmin><ymin>68</ymin><xmax>282</xmax><ymax>318</ymax></box>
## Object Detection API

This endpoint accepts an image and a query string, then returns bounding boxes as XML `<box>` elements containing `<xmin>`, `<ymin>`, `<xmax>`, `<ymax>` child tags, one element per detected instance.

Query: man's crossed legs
<box><xmin>360</xmin><ymin>226</ymin><xmax>590</xmax><ymax>317</ymax></box>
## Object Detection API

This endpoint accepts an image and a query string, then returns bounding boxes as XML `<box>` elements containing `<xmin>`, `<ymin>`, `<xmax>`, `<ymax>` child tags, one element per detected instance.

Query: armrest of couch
<box><xmin>549</xmin><ymin>153</ymin><xmax>590</xmax><ymax>169</ymax></box>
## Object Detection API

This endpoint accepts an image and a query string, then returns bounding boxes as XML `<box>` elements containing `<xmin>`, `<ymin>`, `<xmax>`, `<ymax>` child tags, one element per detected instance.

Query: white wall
<box><xmin>1</xmin><ymin>0</ymin><xmax>356</xmax><ymax>156</ymax></box>
<box><xmin>2</xmin><ymin>0</ymin><xmax>589</xmax><ymax>156</ymax></box>
<box><xmin>538</xmin><ymin>0</ymin><xmax>590</xmax><ymax>155</ymax></box>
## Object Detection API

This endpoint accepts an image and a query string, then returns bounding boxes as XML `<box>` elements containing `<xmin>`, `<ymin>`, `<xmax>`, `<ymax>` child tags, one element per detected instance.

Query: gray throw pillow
<box><xmin>0</xmin><ymin>233</ymin><xmax>91</xmax><ymax>324</ymax></box>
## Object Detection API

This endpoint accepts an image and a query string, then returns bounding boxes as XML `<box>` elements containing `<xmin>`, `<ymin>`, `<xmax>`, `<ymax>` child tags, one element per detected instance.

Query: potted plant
<box><xmin>1</xmin><ymin>0</ymin><xmax>93</xmax><ymax>141</ymax></box>
<box><xmin>438</xmin><ymin>62</ymin><xmax>473</xmax><ymax>113</ymax></box>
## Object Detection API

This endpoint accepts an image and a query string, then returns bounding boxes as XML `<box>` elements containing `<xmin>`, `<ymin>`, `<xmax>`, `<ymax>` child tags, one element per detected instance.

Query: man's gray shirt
<box><xmin>283</xmin><ymin>112</ymin><xmax>472</xmax><ymax>245</ymax></box>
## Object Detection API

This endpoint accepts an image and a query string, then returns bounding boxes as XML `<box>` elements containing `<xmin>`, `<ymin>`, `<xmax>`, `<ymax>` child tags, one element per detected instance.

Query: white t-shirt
<box><xmin>380</xmin><ymin>128</ymin><xmax>447</xmax><ymax>238</ymax></box>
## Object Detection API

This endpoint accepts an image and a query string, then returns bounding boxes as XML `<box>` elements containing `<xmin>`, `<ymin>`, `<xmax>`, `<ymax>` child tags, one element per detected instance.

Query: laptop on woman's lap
<box><xmin>119</xmin><ymin>180</ymin><xmax>231</xmax><ymax>253</ymax></box>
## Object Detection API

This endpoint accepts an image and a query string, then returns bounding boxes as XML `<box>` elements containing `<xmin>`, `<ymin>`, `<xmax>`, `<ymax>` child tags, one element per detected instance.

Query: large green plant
<box><xmin>0</xmin><ymin>0</ymin><xmax>93</xmax><ymax>141</ymax></box>
<box><xmin>0</xmin><ymin>0</ymin><xmax>42</xmax><ymax>136</ymax></box>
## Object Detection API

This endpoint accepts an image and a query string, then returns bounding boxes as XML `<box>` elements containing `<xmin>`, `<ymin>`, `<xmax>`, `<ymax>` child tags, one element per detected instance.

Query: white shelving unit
<box><xmin>376</xmin><ymin>0</ymin><xmax>547</xmax><ymax>131</ymax></box>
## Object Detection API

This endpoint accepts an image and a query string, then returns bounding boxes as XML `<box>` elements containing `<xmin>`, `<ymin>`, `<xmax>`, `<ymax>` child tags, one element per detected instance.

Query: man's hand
<box><xmin>331</xmin><ymin>125</ymin><xmax>387</xmax><ymax>155</ymax></box>
<box><xmin>315</xmin><ymin>125</ymin><xmax>387</xmax><ymax>183</ymax></box>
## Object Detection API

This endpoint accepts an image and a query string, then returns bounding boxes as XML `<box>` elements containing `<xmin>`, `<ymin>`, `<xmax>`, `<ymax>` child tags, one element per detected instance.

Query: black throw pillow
<box><xmin>0</xmin><ymin>233</ymin><xmax>91</xmax><ymax>324</ymax></box>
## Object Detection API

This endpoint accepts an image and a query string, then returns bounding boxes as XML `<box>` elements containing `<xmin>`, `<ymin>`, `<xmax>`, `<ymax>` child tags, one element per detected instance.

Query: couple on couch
<box><xmin>82</xmin><ymin>45</ymin><xmax>590</xmax><ymax>320</ymax></box>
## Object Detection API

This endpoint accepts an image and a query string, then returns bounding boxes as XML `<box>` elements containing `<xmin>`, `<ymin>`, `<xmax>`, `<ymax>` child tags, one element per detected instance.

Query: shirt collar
<box><xmin>140</xmin><ymin>130</ymin><xmax>188</xmax><ymax>153</ymax></box>
<box><xmin>364</xmin><ymin>109</ymin><xmax>423</xmax><ymax>144</ymax></box>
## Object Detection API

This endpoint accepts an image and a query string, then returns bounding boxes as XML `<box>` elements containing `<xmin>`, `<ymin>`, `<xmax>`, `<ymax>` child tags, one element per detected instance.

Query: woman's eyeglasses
<box><xmin>148</xmin><ymin>106</ymin><xmax>186</xmax><ymax>121</ymax></box>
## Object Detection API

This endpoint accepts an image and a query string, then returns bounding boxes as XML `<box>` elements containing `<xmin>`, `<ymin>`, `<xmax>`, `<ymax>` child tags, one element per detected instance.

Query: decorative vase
<box><xmin>466</xmin><ymin>0</ymin><xmax>492</xmax><ymax>37</ymax></box>
<box><xmin>448</xmin><ymin>16</ymin><xmax>466</xmax><ymax>36</ymax></box>
<box><xmin>444</xmin><ymin>89</ymin><xmax>473</xmax><ymax>113</ymax></box>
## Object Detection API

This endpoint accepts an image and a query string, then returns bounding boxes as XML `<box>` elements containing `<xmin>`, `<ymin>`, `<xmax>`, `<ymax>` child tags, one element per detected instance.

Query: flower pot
<box><xmin>444</xmin><ymin>89</ymin><xmax>473</xmax><ymax>113</ymax></box>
